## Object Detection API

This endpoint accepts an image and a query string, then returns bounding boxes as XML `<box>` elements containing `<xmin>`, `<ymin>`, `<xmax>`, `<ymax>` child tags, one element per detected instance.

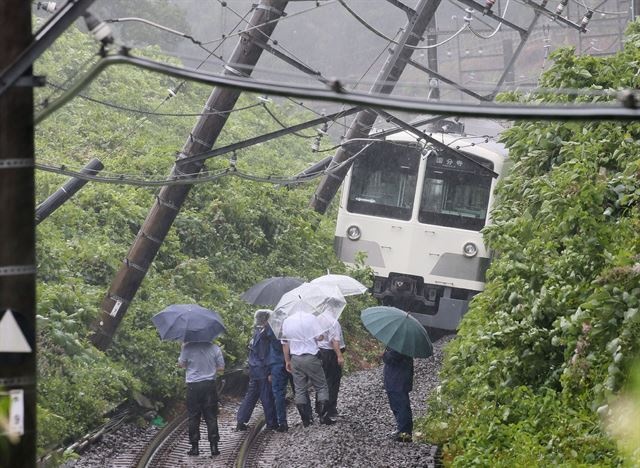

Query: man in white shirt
<box><xmin>283</xmin><ymin>332</ymin><xmax>336</xmax><ymax>427</ymax></box>
<box><xmin>317</xmin><ymin>321</ymin><xmax>345</xmax><ymax>418</ymax></box>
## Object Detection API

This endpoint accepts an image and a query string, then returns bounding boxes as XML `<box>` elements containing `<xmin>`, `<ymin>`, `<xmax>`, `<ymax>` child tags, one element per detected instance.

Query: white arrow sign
<box><xmin>0</xmin><ymin>309</ymin><xmax>32</xmax><ymax>353</ymax></box>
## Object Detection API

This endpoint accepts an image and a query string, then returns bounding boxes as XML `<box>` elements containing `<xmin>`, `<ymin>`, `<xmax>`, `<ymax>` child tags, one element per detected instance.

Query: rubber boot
<box><xmin>318</xmin><ymin>402</ymin><xmax>336</xmax><ymax>425</ymax></box>
<box><xmin>187</xmin><ymin>442</ymin><xmax>199</xmax><ymax>456</ymax></box>
<box><xmin>210</xmin><ymin>440</ymin><xmax>220</xmax><ymax>456</ymax></box>
<box><xmin>296</xmin><ymin>404</ymin><xmax>312</xmax><ymax>427</ymax></box>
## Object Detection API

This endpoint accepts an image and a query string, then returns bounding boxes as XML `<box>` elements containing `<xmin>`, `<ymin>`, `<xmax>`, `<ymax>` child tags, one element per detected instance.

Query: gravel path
<box><xmin>70</xmin><ymin>335</ymin><xmax>451</xmax><ymax>467</ymax></box>
<box><xmin>259</xmin><ymin>334</ymin><xmax>451</xmax><ymax>468</ymax></box>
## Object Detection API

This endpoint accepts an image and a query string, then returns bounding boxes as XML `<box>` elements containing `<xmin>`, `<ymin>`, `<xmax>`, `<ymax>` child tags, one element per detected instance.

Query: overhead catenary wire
<box><xmin>569</xmin><ymin>0</ymin><xmax>629</xmax><ymax>14</ymax></box>
<box><xmin>34</xmin><ymin>51</ymin><xmax>640</xmax><ymax>124</ymax></box>
<box><xmin>35</xmin><ymin>141</ymin><xmax>376</xmax><ymax>187</ymax></box>
<box><xmin>469</xmin><ymin>0</ymin><xmax>512</xmax><ymax>39</ymax></box>
<box><xmin>338</xmin><ymin>0</ymin><xmax>470</xmax><ymax>50</ymax></box>
<box><xmin>201</xmin><ymin>0</ymin><xmax>338</xmax><ymax>46</ymax></box>
<box><xmin>42</xmin><ymin>81</ymin><xmax>265</xmax><ymax>116</ymax></box>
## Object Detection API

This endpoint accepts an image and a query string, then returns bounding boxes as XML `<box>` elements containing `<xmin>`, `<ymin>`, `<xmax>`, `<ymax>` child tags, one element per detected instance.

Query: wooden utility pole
<box><xmin>90</xmin><ymin>0</ymin><xmax>289</xmax><ymax>349</ymax></box>
<box><xmin>0</xmin><ymin>1</ymin><xmax>37</xmax><ymax>467</ymax></box>
<box><xmin>309</xmin><ymin>0</ymin><xmax>442</xmax><ymax>214</ymax></box>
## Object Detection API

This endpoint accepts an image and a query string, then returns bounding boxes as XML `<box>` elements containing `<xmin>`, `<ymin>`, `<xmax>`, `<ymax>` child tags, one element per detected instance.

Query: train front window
<box><xmin>418</xmin><ymin>153</ymin><xmax>493</xmax><ymax>231</ymax></box>
<box><xmin>346</xmin><ymin>142</ymin><xmax>420</xmax><ymax>220</ymax></box>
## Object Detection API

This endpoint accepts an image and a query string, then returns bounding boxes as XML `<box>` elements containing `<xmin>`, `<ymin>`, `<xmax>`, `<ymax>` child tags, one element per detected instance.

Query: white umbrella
<box><xmin>269</xmin><ymin>282</ymin><xmax>346</xmax><ymax>340</ymax></box>
<box><xmin>311</xmin><ymin>274</ymin><xmax>368</xmax><ymax>296</ymax></box>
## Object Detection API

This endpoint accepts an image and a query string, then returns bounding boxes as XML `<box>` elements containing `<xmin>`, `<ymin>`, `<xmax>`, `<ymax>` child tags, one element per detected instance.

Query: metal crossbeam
<box><xmin>176</xmin><ymin>107</ymin><xmax>362</xmax><ymax>167</ymax></box>
<box><xmin>407</xmin><ymin>58</ymin><xmax>490</xmax><ymax>101</ymax></box>
<box><xmin>249</xmin><ymin>38</ymin><xmax>328</xmax><ymax>84</ymax></box>
<box><xmin>454</xmin><ymin>0</ymin><xmax>527</xmax><ymax>34</ymax></box>
<box><xmin>375</xmin><ymin>110</ymin><xmax>498</xmax><ymax>177</ymax></box>
<box><xmin>0</xmin><ymin>0</ymin><xmax>96</xmax><ymax>97</ymax></box>
<box><xmin>384</xmin><ymin>0</ymin><xmax>417</xmax><ymax>17</ymax></box>
<box><xmin>518</xmin><ymin>0</ymin><xmax>584</xmax><ymax>30</ymax></box>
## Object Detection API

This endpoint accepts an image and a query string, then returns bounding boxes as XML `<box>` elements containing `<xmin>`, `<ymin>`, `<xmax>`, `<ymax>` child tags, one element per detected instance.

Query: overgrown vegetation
<box><xmin>34</xmin><ymin>26</ymin><xmax>377</xmax><ymax>452</ymax></box>
<box><xmin>419</xmin><ymin>22</ymin><xmax>640</xmax><ymax>466</ymax></box>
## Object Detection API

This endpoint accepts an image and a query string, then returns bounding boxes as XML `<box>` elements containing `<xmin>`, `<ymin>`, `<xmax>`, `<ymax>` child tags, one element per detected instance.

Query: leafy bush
<box><xmin>420</xmin><ymin>21</ymin><xmax>640</xmax><ymax>466</ymax></box>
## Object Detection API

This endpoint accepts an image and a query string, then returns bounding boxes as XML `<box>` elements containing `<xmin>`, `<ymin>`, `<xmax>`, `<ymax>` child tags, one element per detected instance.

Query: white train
<box><xmin>334</xmin><ymin>126</ymin><xmax>507</xmax><ymax>330</ymax></box>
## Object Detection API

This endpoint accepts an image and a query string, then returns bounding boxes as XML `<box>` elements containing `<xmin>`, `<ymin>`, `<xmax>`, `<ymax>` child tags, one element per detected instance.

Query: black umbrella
<box><xmin>240</xmin><ymin>276</ymin><xmax>304</xmax><ymax>307</ymax></box>
<box><xmin>152</xmin><ymin>304</ymin><xmax>225</xmax><ymax>343</ymax></box>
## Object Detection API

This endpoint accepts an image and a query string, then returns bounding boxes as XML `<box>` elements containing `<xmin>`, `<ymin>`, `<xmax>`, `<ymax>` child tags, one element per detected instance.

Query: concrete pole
<box><xmin>0</xmin><ymin>1</ymin><xmax>37</xmax><ymax>466</ymax></box>
<box><xmin>309</xmin><ymin>0</ymin><xmax>442</xmax><ymax>214</ymax></box>
<box><xmin>90</xmin><ymin>0</ymin><xmax>289</xmax><ymax>350</ymax></box>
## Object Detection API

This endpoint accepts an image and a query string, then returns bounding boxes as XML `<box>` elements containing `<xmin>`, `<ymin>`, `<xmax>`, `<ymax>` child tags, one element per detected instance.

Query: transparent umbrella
<box><xmin>269</xmin><ymin>282</ymin><xmax>346</xmax><ymax>340</ymax></box>
<box><xmin>311</xmin><ymin>274</ymin><xmax>368</xmax><ymax>296</ymax></box>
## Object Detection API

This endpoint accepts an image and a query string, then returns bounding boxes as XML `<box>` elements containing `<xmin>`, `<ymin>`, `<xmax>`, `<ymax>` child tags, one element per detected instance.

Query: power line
<box><xmin>35</xmin><ymin>141</ymin><xmax>374</xmax><ymax>187</ymax></box>
<box><xmin>42</xmin><ymin>81</ymin><xmax>264</xmax><ymax>116</ymax></box>
<box><xmin>34</xmin><ymin>51</ymin><xmax>640</xmax><ymax>124</ymax></box>
<box><xmin>338</xmin><ymin>0</ymin><xmax>471</xmax><ymax>50</ymax></box>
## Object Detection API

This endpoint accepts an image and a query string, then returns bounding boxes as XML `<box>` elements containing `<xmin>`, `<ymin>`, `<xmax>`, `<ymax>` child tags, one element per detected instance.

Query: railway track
<box><xmin>133</xmin><ymin>401</ymin><xmax>271</xmax><ymax>468</ymax></box>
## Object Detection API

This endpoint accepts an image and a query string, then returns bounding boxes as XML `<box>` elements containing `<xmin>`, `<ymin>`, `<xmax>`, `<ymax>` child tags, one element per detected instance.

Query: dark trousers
<box><xmin>237</xmin><ymin>377</ymin><xmax>277</xmax><ymax>428</ymax></box>
<box><xmin>270</xmin><ymin>363</ymin><xmax>289</xmax><ymax>426</ymax></box>
<box><xmin>386</xmin><ymin>390</ymin><xmax>412</xmax><ymax>435</ymax></box>
<box><xmin>318</xmin><ymin>348</ymin><xmax>342</xmax><ymax>414</ymax></box>
<box><xmin>186</xmin><ymin>380</ymin><xmax>219</xmax><ymax>445</ymax></box>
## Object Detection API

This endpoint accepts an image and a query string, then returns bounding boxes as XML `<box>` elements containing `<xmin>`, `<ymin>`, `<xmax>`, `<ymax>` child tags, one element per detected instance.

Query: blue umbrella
<box><xmin>361</xmin><ymin>306</ymin><xmax>433</xmax><ymax>358</ymax></box>
<box><xmin>152</xmin><ymin>304</ymin><xmax>226</xmax><ymax>343</ymax></box>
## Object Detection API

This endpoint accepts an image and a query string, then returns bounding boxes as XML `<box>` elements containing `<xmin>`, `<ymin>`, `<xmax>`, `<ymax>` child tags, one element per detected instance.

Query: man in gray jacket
<box><xmin>179</xmin><ymin>341</ymin><xmax>225</xmax><ymax>457</ymax></box>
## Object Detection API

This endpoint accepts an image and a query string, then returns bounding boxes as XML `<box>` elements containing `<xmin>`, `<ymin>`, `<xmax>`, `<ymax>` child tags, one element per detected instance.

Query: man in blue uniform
<box><xmin>236</xmin><ymin>309</ymin><xmax>278</xmax><ymax>430</ymax></box>
<box><xmin>265</xmin><ymin>313</ymin><xmax>290</xmax><ymax>432</ymax></box>
<box><xmin>383</xmin><ymin>347</ymin><xmax>414</xmax><ymax>442</ymax></box>
<box><xmin>179</xmin><ymin>341</ymin><xmax>225</xmax><ymax>457</ymax></box>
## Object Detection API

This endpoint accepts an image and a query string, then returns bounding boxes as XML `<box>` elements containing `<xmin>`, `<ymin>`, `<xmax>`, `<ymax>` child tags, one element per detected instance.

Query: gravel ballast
<box><xmin>70</xmin><ymin>334</ymin><xmax>451</xmax><ymax>467</ymax></box>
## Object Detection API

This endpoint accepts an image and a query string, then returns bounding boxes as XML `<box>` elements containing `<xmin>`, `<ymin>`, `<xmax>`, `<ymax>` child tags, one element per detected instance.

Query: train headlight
<box><xmin>346</xmin><ymin>225</ymin><xmax>361</xmax><ymax>241</ymax></box>
<box><xmin>462</xmin><ymin>242</ymin><xmax>478</xmax><ymax>257</ymax></box>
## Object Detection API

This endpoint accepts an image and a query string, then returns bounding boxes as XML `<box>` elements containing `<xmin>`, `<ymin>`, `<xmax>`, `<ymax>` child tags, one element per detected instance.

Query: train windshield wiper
<box><xmin>354</xmin><ymin>197</ymin><xmax>376</xmax><ymax>203</ymax></box>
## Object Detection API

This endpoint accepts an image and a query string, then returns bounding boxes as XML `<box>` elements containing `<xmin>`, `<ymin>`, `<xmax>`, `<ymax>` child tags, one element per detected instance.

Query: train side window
<box><xmin>347</xmin><ymin>142</ymin><xmax>420</xmax><ymax>220</ymax></box>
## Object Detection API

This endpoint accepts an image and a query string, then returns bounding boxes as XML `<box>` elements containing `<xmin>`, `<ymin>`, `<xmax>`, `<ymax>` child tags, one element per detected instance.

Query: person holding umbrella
<box><xmin>152</xmin><ymin>304</ymin><xmax>227</xmax><ymax>457</ymax></box>
<box><xmin>179</xmin><ymin>340</ymin><xmax>225</xmax><ymax>455</ymax></box>
<box><xmin>236</xmin><ymin>309</ymin><xmax>278</xmax><ymax>431</ymax></box>
<box><xmin>360</xmin><ymin>306</ymin><xmax>433</xmax><ymax>443</ymax></box>
<box><xmin>383</xmin><ymin>346</ymin><xmax>414</xmax><ymax>442</ymax></box>
<box><xmin>282</xmin><ymin>312</ymin><xmax>336</xmax><ymax>427</ymax></box>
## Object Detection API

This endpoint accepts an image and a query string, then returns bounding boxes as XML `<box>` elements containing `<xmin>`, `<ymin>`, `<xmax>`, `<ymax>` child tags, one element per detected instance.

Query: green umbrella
<box><xmin>361</xmin><ymin>306</ymin><xmax>433</xmax><ymax>358</ymax></box>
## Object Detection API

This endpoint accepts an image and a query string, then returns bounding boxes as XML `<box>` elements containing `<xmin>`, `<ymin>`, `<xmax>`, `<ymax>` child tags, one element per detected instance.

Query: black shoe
<box><xmin>276</xmin><ymin>424</ymin><xmax>289</xmax><ymax>432</ymax></box>
<box><xmin>327</xmin><ymin>410</ymin><xmax>338</xmax><ymax>418</ymax></box>
<box><xmin>187</xmin><ymin>443</ymin><xmax>199</xmax><ymax>456</ymax></box>
<box><xmin>386</xmin><ymin>430</ymin><xmax>400</xmax><ymax>439</ymax></box>
<box><xmin>210</xmin><ymin>442</ymin><xmax>220</xmax><ymax>456</ymax></box>
<box><xmin>296</xmin><ymin>404</ymin><xmax>312</xmax><ymax>427</ymax></box>
<box><xmin>236</xmin><ymin>422</ymin><xmax>248</xmax><ymax>431</ymax></box>
<box><xmin>265</xmin><ymin>425</ymin><xmax>278</xmax><ymax>431</ymax></box>
<box><xmin>318</xmin><ymin>402</ymin><xmax>336</xmax><ymax>425</ymax></box>
<box><xmin>392</xmin><ymin>432</ymin><xmax>412</xmax><ymax>443</ymax></box>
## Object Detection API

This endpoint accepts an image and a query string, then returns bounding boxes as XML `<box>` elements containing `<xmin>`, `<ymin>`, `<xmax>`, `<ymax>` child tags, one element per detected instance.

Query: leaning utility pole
<box><xmin>0</xmin><ymin>1</ymin><xmax>37</xmax><ymax>467</ymax></box>
<box><xmin>309</xmin><ymin>0</ymin><xmax>441</xmax><ymax>213</ymax></box>
<box><xmin>90</xmin><ymin>0</ymin><xmax>289</xmax><ymax>349</ymax></box>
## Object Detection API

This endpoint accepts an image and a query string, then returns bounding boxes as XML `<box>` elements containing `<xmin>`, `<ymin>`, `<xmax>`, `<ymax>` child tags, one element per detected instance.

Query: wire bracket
<box><xmin>0</xmin><ymin>265</ymin><xmax>37</xmax><ymax>277</ymax></box>
<box><xmin>124</xmin><ymin>258</ymin><xmax>147</xmax><ymax>273</ymax></box>
<box><xmin>155</xmin><ymin>195</ymin><xmax>179</xmax><ymax>211</ymax></box>
<box><xmin>0</xmin><ymin>159</ymin><xmax>35</xmax><ymax>169</ymax></box>
<box><xmin>14</xmin><ymin>75</ymin><xmax>46</xmax><ymax>87</ymax></box>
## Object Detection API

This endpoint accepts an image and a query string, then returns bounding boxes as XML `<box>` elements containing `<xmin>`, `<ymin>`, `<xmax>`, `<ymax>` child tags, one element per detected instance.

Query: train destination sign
<box><xmin>427</xmin><ymin>154</ymin><xmax>494</xmax><ymax>174</ymax></box>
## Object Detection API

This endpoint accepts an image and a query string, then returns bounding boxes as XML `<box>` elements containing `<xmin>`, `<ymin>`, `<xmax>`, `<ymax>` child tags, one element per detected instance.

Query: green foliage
<box><xmin>34</xmin><ymin>24</ymin><xmax>375</xmax><ymax>451</ymax></box>
<box><xmin>420</xmin><ymin>21</ymin><xmax>640</xmax><ymax>466</ymax></box>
